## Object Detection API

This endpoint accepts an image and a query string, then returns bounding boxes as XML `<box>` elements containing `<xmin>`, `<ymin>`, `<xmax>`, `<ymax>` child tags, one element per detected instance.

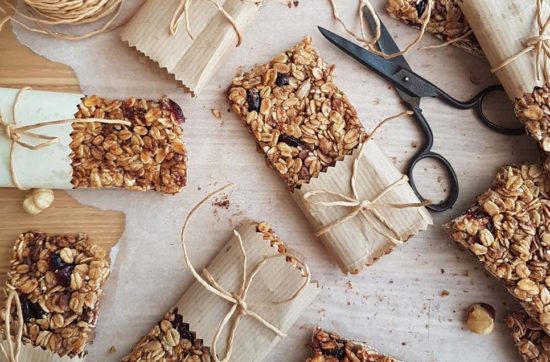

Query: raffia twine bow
<box><xmin>180</xmin><ymin>184</ymin><xmax>311</xmax><ymax>362</ymax></box>
<box><xmin>0</xmin><ymin>290</ymin><xmax>24</xmax><ymax>362</ymax></box>
<box><xmin>303</xmin><ymin>111</ymin><xmax>431</xmax><ymax>243</ymax></box>
<box><xmin>0</xmin><ymin>87</ymin><xmax>131</xmax><ymax>190</ymax></box>
<box><xmin>0</xmin><ymin>0</ymin><xmax>126</xmax><ymax>40</ymax></box>
<box><xmin>491</xmin><ymin>0</ymin><xmax>550</xmax><ymax>84</ymax></box>
<box><xmin>169</xmin><ymin>0</ymin><xmax>261</xmax><ymax>46</ymax></box>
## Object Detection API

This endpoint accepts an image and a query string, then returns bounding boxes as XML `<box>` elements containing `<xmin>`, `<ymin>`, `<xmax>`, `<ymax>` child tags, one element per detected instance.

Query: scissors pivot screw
<box><xmin>403</xmin><ymin>76</ymin><xmax>410</xmax><ymax>82</ymax></box>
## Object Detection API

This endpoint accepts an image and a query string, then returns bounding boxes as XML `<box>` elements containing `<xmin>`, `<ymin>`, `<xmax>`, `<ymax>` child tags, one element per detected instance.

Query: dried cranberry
<box><xmin>167</xmin><ymin>99</ymin><xmax>185</xmax><ymax>123</ymax></box>
<box><xmin>171</xmin><ymin>316</ymin><xmax>195</xmax><ymax>342</ymax></box>
<box><xmin>54</xmin><ymin>265</ymin><xmax>74</xmax><ymax>287</ymax></box>
<box><xmin>324</xmin><ymin>348</ymin><xmax>345</xmax><ymax>359</ymax></box>
<box><xmin>49</xmin><ymin>253</ymin><xmax>67</xmax><ymax>270</ymax></box>
<box><xmin>20</xmin><ymin>296</ymin><xmax>44</xmax><ymax>322</ymax></box>
<box><xmin>275</xmin><ymin>73</ymin><xmax>289</xmax><ymax>86</ymax></box>
<box><xmin>246</xmin><ymin>89</ymin><xmax>260</xmax><ymax>112</ymax></box>
<box><xmin>279</xmin><ymin>134</ymin><xmax>303</xmax><ymax>148</ymax></box>
<box><xmin>415</xmin><ymin>0</ymin><xmax>427</xmax><ymax>17</ymax></box>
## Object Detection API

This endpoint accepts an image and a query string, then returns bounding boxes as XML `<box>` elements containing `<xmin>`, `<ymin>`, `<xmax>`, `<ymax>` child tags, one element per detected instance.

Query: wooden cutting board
<box><xmin>0</xmin><ymin>30</ymin><xmax>125</xmax><ymax>304</ymax></box>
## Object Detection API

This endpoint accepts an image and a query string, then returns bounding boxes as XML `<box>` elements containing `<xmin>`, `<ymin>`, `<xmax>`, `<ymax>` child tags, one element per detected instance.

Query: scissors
<box><xmin>318</xmin><ymin>15</ymin><xmax>524</xmax><ymax>212</ymax></box>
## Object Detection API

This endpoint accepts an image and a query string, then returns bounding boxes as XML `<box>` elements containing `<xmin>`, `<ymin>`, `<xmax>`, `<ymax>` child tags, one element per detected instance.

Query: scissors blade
<box><xmin>362</xmin><ymin>9</ymin><xmax>420</xmax><ymax>107</ymax></box>
<box><xmin>318</xmin><ymin>26</ymin><xmax>438</xmax><ymax>100</ymax></box>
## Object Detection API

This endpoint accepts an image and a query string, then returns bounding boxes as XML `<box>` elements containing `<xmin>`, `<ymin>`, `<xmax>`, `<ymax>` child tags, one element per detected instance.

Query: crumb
<box><xmin>213</xmin><ymin>196</ymin><xmax>230</xmax><ymax>209</ymax></box>
<box><xmin>440</xmin><ymin>268</ymin><xmax>445</xmax><ymax>274</ymax></box>
<box><xmin>211</xmin><ymin>108</ymin><xmax>223</xmax><ymax>119</ymax></box>
<box><xmin>345</xmin><ymin>280</ymin><xmax>353</xmax><ymax>290</ymax></box>
<box><xmin>440</xmin><ymin>290</ymin><xmax>450</xmax><ymax>297</ymax></box>
<box><xmin>109</xmin><ymin>346</ymin><xmax>117</xmax><ymax>354</ymax></box>
<box><xmin>401</xmin><ymin>342</ymin><xmax>407</xmax><ymax>346</ymax></box>
<box><xmin>347</xmin><ymin>300</ymin><xmax>351</xmax><ymax>306</ymax></box>
<box><xmin>411</xmin><ymin>141</ymin><xmax>418</xmax><ymax>148</ymax></box>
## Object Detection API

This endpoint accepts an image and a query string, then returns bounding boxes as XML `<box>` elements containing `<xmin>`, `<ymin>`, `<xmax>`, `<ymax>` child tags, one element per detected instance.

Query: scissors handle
<box><xmin>407</xmin><ymin>106</ymin><xmax>459</xmax><ymax>212</ymax></box>
<box><xmin>434</xmin><ymin>84</ymin><xmax>525</xmax><ymax>136</ymax></box>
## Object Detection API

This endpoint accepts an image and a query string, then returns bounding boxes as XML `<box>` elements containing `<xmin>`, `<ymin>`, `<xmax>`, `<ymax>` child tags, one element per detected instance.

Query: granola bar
<box><xmin>306</xmin><ymin>327</ymin><xmax>401</xmax><ymax>362</ymax></box>
<box><xmin>121</xmin><ymin>308</ymin><xmax>212</xmax><ymax>362</ymax></box>
<box><xmin>515</xmin><ymin>84</ymin><xmax>550</xmax><ymax>172</ymax></box>
<box><xmin>228</xmin><ymin>36</ymin><xmax>367</xmax><ymax>189</ymax></box>
<box><xmin>70</xmin><ymin>95</ymin><xmax>187</xmax><ymax>194</ymax></box>
<box><xmin>447</xmin><ymin>164</ymin><xmax>550</xmax><ymax>334</ymax></box>
<box><xmin>386</xmin><ymin>0</ymin><xmax>483</xmax><ymax>57</ymax></box>
<box><xmin>122</xmin><ymin>221</ymin><xmax>302</xmax><ymax>361</ymax></box>
<box><xmin>1</xmin><ymin>232</ymin><xmax>110</xmax><ymax>357</ymax></box>
<box><xmin>506</xmin><ymin>310</ymin><xmax>550</xmax><ymax>362</ymax></box>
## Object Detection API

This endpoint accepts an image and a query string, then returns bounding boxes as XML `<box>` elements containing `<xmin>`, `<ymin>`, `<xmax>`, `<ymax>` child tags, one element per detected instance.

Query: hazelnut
<box><xmin>467</xmin><ymin>303</ymin><xmax>495</xmax><ymax>335</ymax></box>
<box><xmin>22</xmin><ymin>188</ymin><xmax>54</xmax><ymax>215</ymax></box>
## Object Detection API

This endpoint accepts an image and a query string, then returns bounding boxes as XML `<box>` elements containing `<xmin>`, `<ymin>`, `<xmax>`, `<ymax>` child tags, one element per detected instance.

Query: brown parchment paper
<box><xmin>120</xmin><ymin>0</ymin><xmax>259</xmax><ymax>96</ymax></box>
<box><xmin>0</xmin><ymin>342</ymin><xmax>85</xmax><ymax>362</ymax></box>
<box><xmin>292</xmin><ymin>141</ymin><xmax>433</xmax><ymax>274</ymax></box>
<box><xmin>460</xmin><ymin>0</ymin><xmax>550</xmax><ymax>100</ymax></box>
<box><xmin>171</xmin><ymin>221</ymin><xmax>319</xmax><ymax>361</ymax></box>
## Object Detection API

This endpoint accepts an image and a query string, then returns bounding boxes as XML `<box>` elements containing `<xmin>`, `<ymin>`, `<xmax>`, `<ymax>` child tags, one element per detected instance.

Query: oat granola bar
<box><xmin>0</xmin><ymin>232</ymin><xmax>110</xmax><ymax>357</ymax></box>
<box><xmin>123</xmin><ymin>221</ymin><xmax>312</xmax><ymax>361</ymax></box>
<box><xmin>507</xmin><ymin>310</ymin><xmax>550</xmax><ymax>362</ymax></box>
<box><xmin>306</xmin><ymin>327</ymin><xmax>401</xmax><ymax>362</ymax></box>
<box><xmin>70</xmin><ymin>95</ymin><xmax>187</xmax><ymax>194</ymax></box>
<box><xmin>228</xmin><ymin>36</ymin><xmax>367</xmax><ymax>189</ymax></box>
<box><xmin>386</xmin><ymin>0</ymin><xmax>483</xmax><ymax>57</ymax></box>
<box><xmin>515</xmin><ymin>85</ymin><xmax>550</xmax><ymax>172</ymax></box>
<box><xmin>447</xmin><ymin>164</ymin><xmax>550</xmax><ymax>334</ymax></box>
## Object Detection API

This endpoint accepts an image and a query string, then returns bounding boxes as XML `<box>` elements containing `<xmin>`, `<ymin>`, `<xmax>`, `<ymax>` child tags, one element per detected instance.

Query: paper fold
<box><xmin>0</xmin><ymin>87</ymin><xmax>82</xmax><ymax>189</ymax></box>
<box><xmin>292</xmin><ymin>141</ymin><xmax>432</xmax><ymax>274</ymax></box>
<box><xmin>174</xmin><ymin>222</ymin><xmax>319</xmax><ymax>361</ymax></box>
<box><xmin>0</xmin><ymin>341</ymin><xmax>85</xmax><ymax>362</ymax></box>
<box><xmin>120</xmin><ymin>0</ymin><xmax>260</xmax><ymax>95</ymax></box>
<box><xmin>460</xmin><ymin>0</ymin><xmax>550</xmax><ymax>99</ymax></box>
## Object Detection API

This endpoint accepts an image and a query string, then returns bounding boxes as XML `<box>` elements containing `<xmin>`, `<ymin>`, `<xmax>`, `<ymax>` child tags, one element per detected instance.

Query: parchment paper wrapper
<box><xmin>142</xmin><ymin>222</ymin><xmax>319</xmax><ymax>361</ymax></box>
<box><xmin>0</xmin><ymin>87</ymin><xmax>82</xmax><ymax>189</ymax></box>
<box><xmin>460</xmin><ymin>0</ymin><xmax>550</xmax><ymax>100</ymax></box>
<box><xmin>292</xmin><ymin>142</ymin><xmax>433</xmax><ymax>274</ymax></box>
<box><xmin>120</xmin><ymin>0</ymin><xmax>259</xmax><ymax>96</ymax></box>
<box><xmin>0</xmin><ymin>342</ymin><xmax>85</xmax><ymax>362</ymax></box>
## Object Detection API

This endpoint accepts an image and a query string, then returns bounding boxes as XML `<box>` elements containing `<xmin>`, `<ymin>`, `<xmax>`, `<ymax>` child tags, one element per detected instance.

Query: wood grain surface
<box><xmin>0</xmin><ymin>2</ymin><xmax>543</xmax><ymax>361</ymax></box>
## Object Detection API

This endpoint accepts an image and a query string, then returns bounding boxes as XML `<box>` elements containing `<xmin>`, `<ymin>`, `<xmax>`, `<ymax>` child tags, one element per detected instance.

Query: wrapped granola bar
<box><xmin>228</xmin><ymin>37</ymin><xmax>432</xmax><ymax>274</ymax></box>
<box><xmin>0</xmin><ymin>87</ymin><xmax>187</xmax><ymax>193</ymax></box>
<box><xmin>447</xmin><ymin>164</ymin><xmax>550</xmax><ymax>335</ymax></box>
<box><xmin>123</xmin><ymin>219</ymin><xmax>319</xmax><ymax>361</ymax></box>
<box><xmin>386</xmin><ymin>0</ymin><xmax>483</xmax><ymax>57</ymax></box>
<box><xmin>0</xmin><ymin>232</ymin><xmax>110</xmax><ymax>360</ymax></box>
<box><xmin>306</xmin><ymin>327</ymin><xmax>401</xmax><ymax>362</ymax></box>
<box><xmin>121</xmin><ymin>0</ymin><xmax>259</xmax><ymax>95</ymax></box>
<box><xmin>507</xmin><ymin>310</ymin><xmax>550</xmax><ymax>362</ymax></box>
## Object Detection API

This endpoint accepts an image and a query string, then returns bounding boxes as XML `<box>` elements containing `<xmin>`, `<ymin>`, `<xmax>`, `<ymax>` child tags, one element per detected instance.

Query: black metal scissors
<box><xmin>318</xmin><ymin>16</ymin><xmax>524</xmax><ymax>212</ymax></box>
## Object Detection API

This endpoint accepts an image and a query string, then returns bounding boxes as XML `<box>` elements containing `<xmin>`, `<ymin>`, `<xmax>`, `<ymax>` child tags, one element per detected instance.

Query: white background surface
<box><xmin>13</xmin><ymin>1</ymin><xmax>540</xmax><ymax>361</ymax></box>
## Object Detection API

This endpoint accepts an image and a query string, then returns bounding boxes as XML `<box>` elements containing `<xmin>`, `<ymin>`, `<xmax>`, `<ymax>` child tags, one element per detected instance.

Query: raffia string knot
<box><xmin>491</xmin><ymin>0</ymin><xmax>550</xmax><ymax>83</ymax></box>
<box><xmin>1</xmin><ymin>87</ymin><xmax>131</xmax><ymax>190</ymax></box>
<box><xmin>0</xmin><ymin>290</ymin><xmax>24</xmax><ymax>362</ymax></box>
<box><xmin>170</xmin><ymin>0</ymin><xmax>261</xmax><ymax>46</ymax></box>
<box><xmin>181</xmin><ymin>184</ymin><xmax>311</xmax><ymax>362</ymax></box>
<box><xmin>303</xmin><ymin>110</ymin><xmax>431</xmax><ymax>242</ymax></box>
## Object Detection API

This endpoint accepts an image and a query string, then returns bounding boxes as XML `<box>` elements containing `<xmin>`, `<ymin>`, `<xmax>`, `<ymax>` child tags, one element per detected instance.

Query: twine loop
<box><xmin>180</xmin><ymin>184</ymin><xmax>311</xmax><ymax>362</ymax></box>
<box><xmin>303</xmin><ymin>111</ymin><xmax>430</xmax><ymax>242</ymax></box>
<box><xmin>169</xmin><ymin>0</ymin><xmax>261</xmax><ymax>47</ymax></box>
<box><xmin>491</xmin><ymin>0</ymin><xmax>550</xmax><ymax>83</ymax></box>
<box><xmin>1</xmin><ymin>87</ymin><xmax>131</xmax><ymax>190</ymax></box>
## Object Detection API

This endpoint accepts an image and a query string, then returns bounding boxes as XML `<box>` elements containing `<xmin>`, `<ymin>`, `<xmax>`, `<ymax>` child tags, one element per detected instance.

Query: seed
<box><xmin>467</xmin><ymin>303</ymin><xmax>495</xmax><ymax>335</ymax></box>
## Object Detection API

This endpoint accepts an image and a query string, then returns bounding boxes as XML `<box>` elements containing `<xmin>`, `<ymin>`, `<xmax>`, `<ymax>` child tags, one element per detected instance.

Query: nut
<box><xmin>23</xmin><ymin>189</ymin><xmax>54</xmax><ymax>215</ymax></box>
<box><xmin>467</xmin><ymin>303</ymin><xmax>495</xmax><ymax>335</ymax></box>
